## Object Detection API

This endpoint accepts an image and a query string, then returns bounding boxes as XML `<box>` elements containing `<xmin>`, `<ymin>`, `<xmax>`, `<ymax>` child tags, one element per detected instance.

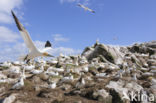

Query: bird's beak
<box><xmin>47</xmin><ymin>54</ymin><xmax>54</xmax><ymax>57</ymax></box>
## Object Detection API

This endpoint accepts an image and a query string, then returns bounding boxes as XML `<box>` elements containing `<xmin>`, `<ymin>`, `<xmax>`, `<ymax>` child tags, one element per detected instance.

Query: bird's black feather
<box><xmin>45</xmin><ymin>41</ymin><xmax>52</xmax><ymax>48</ymax></box>
<box><xmin>11</xmin><ymin>10</ymin><xmax>23</xmax><ymax>31</ymax></box>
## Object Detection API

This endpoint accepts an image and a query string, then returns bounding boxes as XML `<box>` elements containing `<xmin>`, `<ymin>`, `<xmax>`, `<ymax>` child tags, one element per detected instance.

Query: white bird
<box><xmin>0</xmin><ymin>79</ymin><xmax>7</xmax><ymax>83</ymax></box>
<box><xmin>0</xmin><ymin>61</ymin><xmax>11</xmax><ymax>67</ymax></box>
<box><xmin>31</xmin><ymin>64</ymin><xmax>44</xmax><ymax>74</ymax></box>
<box><xmin>47</xmin><ymin>67</ymin><xmax>64</xmax><ymax>73</ymax></box>
<box><xmin>76</xmin><ymin>77</ymin><xmax>85</xmax><ymax>88</ymax></box>
<box><xmin>24</xmin><ymin>65</ymin><xmax>35</xmax><ymax>71</ymax></box>
<box><xmin>61</xmin><ymin>74</ymin><xmax>74</xmax><ymax>83</ymax></box>
<box><xmin>96</xmin><ymin>73</ymin><xmax>107</xmax><ymax>77</ymax></box>
<box><xmin>9</xmin><ymin>66</ymin><xmax>21</xmax><ymax>74</ymax></box>
<box><xmin>132</xmin><ymin>72</ymin><xmax>137</xmax><ymax>81</ymax></box>
<box><xmin>48</xmin><ymin>82</ymin><xmax>57</xmax><ymax>89</ymax></box>
<box><xmin>21</xmin><ymin>66</ymin><xmax>26</xmax><ymax>79</ymax></box>
<box><xmin>82</xmin><ymin>66</ymin><xmax>89</xmax><ymax>72</ymax></box>
<box><xmin>77</xmin><ymin>3</ymin><xmax>95</xmax><ymax>13</ymax></box>
<box><xmin>45</xmin><ymin>71</ymin><xmax>59</xmax><ymax>76</ymax></box>
<box><xmin>11</xmin><ymin>11</ymin><xmax>53</xmax><ymax>63</ymax></box>
<box><xmin>11</xmin><ymin>76</ymin><xmax>24</xmax><ymax>89</ymax></box>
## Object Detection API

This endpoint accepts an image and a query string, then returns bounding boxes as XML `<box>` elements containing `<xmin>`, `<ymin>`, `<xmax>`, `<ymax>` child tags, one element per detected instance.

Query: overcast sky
<box><xmin>0</xmin><ymin>0</ymin><xmax>156</xmax><ymax>61</ymax></box>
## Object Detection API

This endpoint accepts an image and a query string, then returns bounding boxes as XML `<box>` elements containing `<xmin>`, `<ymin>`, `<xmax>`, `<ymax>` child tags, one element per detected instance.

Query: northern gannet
<box><xmin>0</xmin><ymin>61</ymin><xmax>11</xmax><ymax>68</ymax></box>
<box><xmin>48</xmin><ymin>82</ymin><xmax>57</xmax><ymax>89</ymax></box>
<box><xmin>31</xmin><ymin>64</ymin><xmax>44</xmax><ymax>75</ymax></box>
<box><xmin>11</xmin><ymin>75</ymin><xmax>24</xmax><ymax>89</ymax></box>
<box><xmin>24</xmin><ymin>64</ymin><xmax>35</xmax><ymax>71</ymax></box>
<box><xmin>76</xmin><ymin>76</ymin><xmax>85</xmax><ymax>88</ymax></box>
<box><xmin>77</xmin><ymin>3</ymin><xmax>95</xmax><ymax>13</ymax></box>
<box><xmin>11</xmin><ymin>11</ymin><xmax>53</xmax><ymax>63</ymax></box>
<box><xmin>61</xmin><ymin>73</ymin><xmax>74</xmax><ymax>83</ymax></box>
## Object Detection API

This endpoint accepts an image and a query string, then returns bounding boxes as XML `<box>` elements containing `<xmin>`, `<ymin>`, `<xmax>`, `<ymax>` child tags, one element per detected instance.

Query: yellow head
<box><xmin>42</xmin><ymin>52</ymin><xmax>53</xmax><ymax>57</ymax></box>
<box><xmin>148</xmin><ymin>77</ymin><xmax>153</xmax><ymax>81</ymax></box>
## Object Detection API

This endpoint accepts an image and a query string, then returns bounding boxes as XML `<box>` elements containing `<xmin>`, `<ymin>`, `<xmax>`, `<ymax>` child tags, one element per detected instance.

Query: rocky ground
<box><xmin>0</xmin><ymin>41</ymin><xmax>156</xmax><ymax>103</ymax></box>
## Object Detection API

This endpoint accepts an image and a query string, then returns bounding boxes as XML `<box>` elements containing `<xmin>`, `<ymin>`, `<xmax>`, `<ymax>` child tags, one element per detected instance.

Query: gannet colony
<box><xmin>0</xmin><ymin>39</ymin><xmax>156</xmax><ymax>103</ymax></box>
<box><xmin>0</xmin><ymin>6</ymin><xmax>155</xmax><ymax>103</ymax></box>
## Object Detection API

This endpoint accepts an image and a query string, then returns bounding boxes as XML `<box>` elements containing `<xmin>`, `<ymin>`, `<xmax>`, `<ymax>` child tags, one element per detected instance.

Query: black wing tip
<box><xmin>45</xmin><ymin>41</ymin><xmax>52</xmax><ymax>48</ymax></box>
<box><xmin>11</xmin><ymin>10</ymin><xmax>23</xmax><ymax>31</ymax></box>
<box><xmin>11</xmin><ymin>10</ymin><xmax>16</xmax><ymax>18</ymax></box>
<box><xmin>92</xmin><ymin>11</ymin><xmax>95</xmax><ymax>13</ymax></box>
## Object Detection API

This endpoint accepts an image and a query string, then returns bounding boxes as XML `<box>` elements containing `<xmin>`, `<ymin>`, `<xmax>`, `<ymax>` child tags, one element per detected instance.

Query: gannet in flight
<box><xmin>77</xmin><ymin>3</ymin><xmax>95</xmax><ymax>13</ymax></box>
<box><xmin>11</xmin><ymin>11</ymin><xmax>53</xmax><ymax>63</ymax></box>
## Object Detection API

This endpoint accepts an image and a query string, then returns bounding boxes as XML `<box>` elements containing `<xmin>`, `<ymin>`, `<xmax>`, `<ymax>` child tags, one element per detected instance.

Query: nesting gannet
<box><xmin>116</xmin><ymin>69</ymin><xmax>125</xmax><ymax>78</ymax></box>
<box><xmin>82</xmin><ymin>66</ymin><xmax>89</xmax><ymax>72</ymax></box>
<box><xmin>132</xmin><ymin>72</ymin><xmax>137</xmax><ymax>81</ymax></box>
<box><xmin>0</xmin><ymin>61</ymin><xmax>11</xmax><ymax>67</ymax></box>
<box><xmin>10</xmin><ymin>66</ymin><xmax>21</xmax><ymax>74</ymax></box>
<box><xmin>47</xmin><ymin>67</ymin><xmax>64</xmax><ymax>73</ymax></box>
<box><xmin>0</xmin><ymin>79</ymin><xmax>7</xmax><ymax>83</ymax></box>
<box><xmin>148</xmin><ymin>77</ymin><xmax>156</xmax><ymax>85</ymax></box>
<box><xmin>24</xmin><ymin>64</ymin><xmax>35</xmax><ymax>71</ymax></box>
<box><xmin>45</xmin><ymin>71</ymin><xmax>59</xmax><ymax>76</ymax></box>
<box><xmin>11</xmin><ymin>75</ymin><xmax>24</xmax><ymax>89</ymax></box>
<box><xmin>96</xmin><ymin>73</ymin><xmax>107</xmax><ymax>77</ymax></box>
<box><xmin>13</xmin><ymin>61</ymin><xmax>24</xmax><ymax>66</ymax></box>
<box><xmin>61</xmin><ymin>74</ymin><xmax>73</xmax><ymax>83</ymax></box>
<box><xmin>76</xmin><ymin>76</ymin><xmax>85</xmax><ymax>88</ymax></box>
<box><xmin>21</xmin><ymin>66</ymin><xmax>26</xmax><ymax>79</ymax></box>
<box><xmin>31</xmin><ymin>64</ymin><xmax>44</xmax><ymax>75</ymax></box>
<box><xmin>77</xmin><ymin>3</ymin><xmax>95</xmax><ymax>13</ymax></box>
<box><xmin>11</xmin><ymin>11</ymin><xmax>53</xmax><ymax>63</ymax></box>
<box><xmin>48</xmin><ymin>82</ymin><xmax>57</xmax><ymax>89</ymax></box>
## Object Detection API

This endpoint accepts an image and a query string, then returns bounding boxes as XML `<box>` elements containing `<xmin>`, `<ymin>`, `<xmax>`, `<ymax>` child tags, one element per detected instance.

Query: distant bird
<box><xmin>11</xmin><ymin>11</ymin><xmax>53</xmax><ymax>63</ymax></box>
<box><xmin>77</xmin><ymin>3</ymin><xmax>95</xmax><ymax>13</ymax></box>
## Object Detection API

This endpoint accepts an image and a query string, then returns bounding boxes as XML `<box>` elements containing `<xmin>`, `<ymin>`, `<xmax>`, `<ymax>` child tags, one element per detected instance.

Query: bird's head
<box><xmin>148</xmin><ymin>77</ymin><xmax>153</xmax><ymax>81</ymax></box>
<box><xmin>42</xmin><ymin>52</ymin><xmax>54</xmax><ymax>57</ymax></box>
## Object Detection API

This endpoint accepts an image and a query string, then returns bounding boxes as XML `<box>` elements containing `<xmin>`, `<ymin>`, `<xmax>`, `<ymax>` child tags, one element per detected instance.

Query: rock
<box><xmin>14</xmin><ymin>100</ymin><xmax>24</xmax><ymax>103</ymax></box>
<box><xmin>106</xmin><ymin>81</ymin><xmax>129</xmax><ymax>102</ymax></box>
<box><xmin>37</xmin><ymin>89</ymin><xmax>64</xmax><ymax>101</ymax></box>
<box><xmin>145</xmin><ymin>41</ymin><xmax>156</xmax><ymax>48</ymax></box>
<box><xmin>32</xmin><ymin>76</ymin><xmax>41</xmax><ymax>84</ymax></box>
<box><xmin>93</xmin><ymin>89</ymin><xmax>112</xmax><ymax>103</ymax></box>
<box><xmin>0</xmin><ymin>87</ymin><xmax>5</xmax><ymax>92</ymax></box>
<box><xmin>142</xmin><ymin>72</ymin><xmax>154</xmax><ymax>78</ymax></box>
<box><xmin>2</xmin><ymin>93</ymin><xmax>17</xmax><ymax>103</ymax></box>
<box><xmin>82</xmin><ymin>43</ymin><xmax>124</xmax><ymax>64</ymax></box>
<box><xmin>125</xmin><ymin>81</ymin><xmax>143</xmax><ymax>92</ymax></box>
<box><xmin>89</xmin><ymin>66</ymin><xmax>99</xmax><ymax>75</ymax></box>
<box><xmin>34</xmin><ymin>86</ymin><xmax>41</xmax><ymax>91</ymax></box>
<box><xmin>38</xmin><ymin>73</ymin><xmax>49</xmax><ymax>81</ymax></box>
<box><xmin>150</xmin><ymin>66</ymin><xmax>156</xmax><ymax>70</ymax></box>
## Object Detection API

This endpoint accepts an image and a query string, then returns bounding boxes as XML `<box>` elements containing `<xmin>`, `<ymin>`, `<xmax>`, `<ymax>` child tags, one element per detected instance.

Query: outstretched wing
<box><xmin>87</xmin><ymin>8</ymin><xmax>95</xmax><ymax>13</ymax></box>
<box><xmin>11</xmin><ymin>11</ymin><xmax>38</xmax><ymax>52</ymax></box>
<box><xmin>77</xmin><ymin>3</ymin><xmax>95</xmax><ymax>13</ymax></box>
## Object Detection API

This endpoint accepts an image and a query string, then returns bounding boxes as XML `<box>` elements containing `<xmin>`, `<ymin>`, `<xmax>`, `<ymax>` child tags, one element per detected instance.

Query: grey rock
<box><xmin>2</xmin><ymin>93</ymin><xmax>17</xmax><ymax>103</ymax></box>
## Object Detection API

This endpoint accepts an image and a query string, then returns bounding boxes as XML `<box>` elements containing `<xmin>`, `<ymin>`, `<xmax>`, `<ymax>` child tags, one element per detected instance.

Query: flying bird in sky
<box><xmin>11</xmin><ymin>11</ymin><xmax>53</xmax><ymax>63</ymax></box>
<box><xmin>77</xmin><ymin>3</ymin><xmax>95</xmax><ymax>13</ymax></box>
